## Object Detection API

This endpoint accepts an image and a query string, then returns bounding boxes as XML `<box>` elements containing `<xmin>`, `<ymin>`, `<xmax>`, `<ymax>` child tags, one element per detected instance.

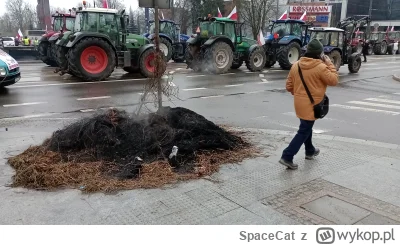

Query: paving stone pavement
<box><xmin>0</xmin><ymin>128</ymin><xmax>400</xmax><ymax>225</ymax></box>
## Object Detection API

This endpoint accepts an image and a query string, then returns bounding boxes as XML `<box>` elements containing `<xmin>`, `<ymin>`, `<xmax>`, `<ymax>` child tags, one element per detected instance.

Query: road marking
<box><xmin>176</xmin><ymin>68</ymin><xmax>183</xmax><ymax>70</ymax></box>
<box><xmin>245</xmin><ymin>71</ymin><xmax>254</xmax><ymax>73</ymax></box>
<box><xmin>168</xmin><ymin>81</ymin><xmax>176</xmax><ymax>87</ymax></box>
<box><xmin>200</xmin><ymin>95</ymin><xmax>224</xmax><ymax>99</ymax></box>
<box><xmin>259</xmin><ymin>74</ymin><xmax>264</xmax><ymax>78</ymax></box>
<box><xmin>246</xmin><ymin>90</ymin><xmax>265</xmax><ymax>94</ymax></box>
<box><xmin>3</xmin><ymin>102</ymin><xmax>47</xmax><ymax>107</ymax></box>
<box><xmin>225</xmin><ymin>84</ymin><xmax>243</xmax><ymax>87</ymax></box>
<box><xmin>186</xmin><ymin>75</ymin><xmax>205</xmax><ymax>78</ymax></box>
<box><xmin>258</xmin><ymin>79</ymin><xmax>269</xmax><ymax>84</ymax></box>
<box><xmin>364</xmin><ymin>98</ymin><xmax>400</xmax><ymax>105</ymax></box>
<box><xmin>220</xmin><ymin>73</ymin><xmax>235</xmax><ymax>75</ymax></box>
<box><xmin>386</xmin><ymin>61</ymin><xmax>400</xmax><ymax>64</ymax></box>
<box><xmin>331</xmin><ymin>104</ymin><xmax>400</xmax><ymax>115</ymax></box>
<box><xmin>10</xmin><ymin>78</ymin><xmax>147</xmax><ymax>88</ymax></box>
<box><xmin>0</xmin><ymin>113</ymin><xmax>60</xmax><ymax>120</ymax></box>
<box><xmin>394</xmin><ymin>93</ymin><xmax>400</xmax><ymax>95</ymax></box>
<box><xmin>182</xmin><ymin>87</ymin><xmax>207</xmax><ymax>91</ymax></box>
<box><xmin>168</xmin><ymin>71</ymin><xmax>175</xmax><ymax>74</ymax></box>
<box><xmin>347</xmin><ymin>101</ymin><xmax>400</xmax><ymax>110</ymax></box>
<box><xmin>77</xmin><ymin>96</ymin><xmax>111</xmax><ymax>101</ymax></box>
<box><xmin>251</xmin><ymin>115</ymin><xmax>268</xmax><ymax>119</ymax></box>
<box><xmin>368</xmin><ymin>66</ymin><xmax>399</xmax><ymax>70</ymax></box>
<box><xmin>80</xmin><ymin>109</ymin><xmax>96</xmax><ymax>112</ymax></box>
<box><xmin>282</xmin><ymin>111</ymin><xmax>358</xmax><ymax>124</ymax></box>
<box><xmin>262</xmin><ymin>70</ymin><xmax>269</xmax><ymax>73</ymax></box>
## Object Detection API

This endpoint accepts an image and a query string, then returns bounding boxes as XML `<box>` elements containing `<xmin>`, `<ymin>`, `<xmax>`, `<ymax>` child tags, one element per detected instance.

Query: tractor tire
<box><xmin>185</xmin><ymin>45</ymin><xmax>202</xmax><ymax>72</ymax></box>
<box><xmin>348</xmin><ymin>53</ymin><xmax>362</xmax><ymax>73</ymax></box>
<box><xmin>204</xmin><ymin>42</ymin><xmax>233</xmax><ymax>74</ymax></box>
<box><xmin>47</xmin><ymin>42</ymin><xmax>58</xmax><ymax>67</ymax></box>
<box><xmin>373</xmin><ymin>43</ymin><xmax>381</xmax><ymax>55</ymax></box>
<box><xmin>231</xmin><ymin>60</ymin><xmax>242</xmax><ymax>69</ymax></box>
<box><xmin>55</xmin><ymin>45</ymin><xmax>69</xmax><ymax>70</ymax></box>
<box><xmin>68</xmin><ymin>37</ymin><xmax>115</xmax><ymax>81</ymax></box>
<box><xmin>277</xmin><ymin>42</ymin><xmax>301</xmax><ymax>70</ymax></box>
<box><xmin>387</xmin><ymin>44</ymin><xmax>394</xmax><ymax>55</ymax></box>
<box><xmin>38</xmin><ymin>42</ymin><xmax>49</xmax><ymax>64</ymax></box>
<box><xmin>123</xmin><ymin>67</ymin><xmax>139</xmax><ymax>73</ymax></box>
<box><xmin>265</xmin><ymin>60</ymin><xmax>276</xmax><ymax>68</ymax></box>
<box><xmin>173</xmin><ymin>58</ymin><xmax>185</xmax><ymax>63</ymax></box>
<box><xmin>139</xmin><ymin>49</ymin><xmax>166</xmax><ymax>78</ymax></box>
<box><xmin>328</xmin><ymin>50</ymin><xmax>342</xmax><ymax>71</ymax></box>
<box><xmin>246</xmin><ymin>47</ymin><xmax>266</xmax><ymax>72</ymax></box>
<box><xmin>159</xmin><ymin>37</ymin><xmax>173</xmax><ymax>62</ymax></box>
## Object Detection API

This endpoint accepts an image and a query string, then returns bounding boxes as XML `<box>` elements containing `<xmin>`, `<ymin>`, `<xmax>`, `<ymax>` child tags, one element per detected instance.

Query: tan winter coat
<box><xmin>286</xmin><ymin>57</ymin><xmax>339</xmax><ymax>121</ymax></box>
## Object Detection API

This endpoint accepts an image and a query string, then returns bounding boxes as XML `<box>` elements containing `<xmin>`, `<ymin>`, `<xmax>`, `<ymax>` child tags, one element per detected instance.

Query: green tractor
<box><xmin>55</xmin><ymin>7</ymin><xmax>163</xmax><ymax>81</ymax></box>
<box><xmin>185</xmin><ymin>16</ymin><xmax>266</xmax><ymax>74</ymax></box>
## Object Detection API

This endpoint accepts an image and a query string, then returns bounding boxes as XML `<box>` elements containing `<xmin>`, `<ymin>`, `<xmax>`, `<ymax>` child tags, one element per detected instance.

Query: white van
<box><xmin>2</xmin><ymin>37</ymin><xmax>15</xmax><ymax>47</ymax></box>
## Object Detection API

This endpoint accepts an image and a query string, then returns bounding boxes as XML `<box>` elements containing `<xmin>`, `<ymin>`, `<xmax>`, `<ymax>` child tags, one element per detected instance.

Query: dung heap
<box><xmin>8</xmin><ymin>107</ymin><xmax>254</xmax><ymax>192</ymax></box>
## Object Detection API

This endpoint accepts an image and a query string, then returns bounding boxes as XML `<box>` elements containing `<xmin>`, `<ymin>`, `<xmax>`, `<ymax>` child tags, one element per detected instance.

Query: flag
<box><xmin>300</xmin><ymin>11</ymin><xmax>307</xmax><ymax>21</ymax></box>
<box><xmin>278</xmin><ymin>10</ymin><xmax>288</xmax><ymax>20</ymax></box>
<box><xmin>391</xmin><ymin>26</ymin><xmax>395</xmax><ymax>31</ymax></box>
<box><xmin>386</xmin><ymin>25</ymin><xmax>390</xmax><ymax>33</ymax></box>
<box><xmin>196</xmin><ymin>26</ymin><xmax>200</xmax><ymax>33</ymax></box>
<box><xmin>218</xmin><ymin>7</ymin><xmax>222</xmax><ymax>17</ymax></box>
<box><xmin>161</xmin><ymin>11</ymin><xmax>164</xmax><ymax>19</ymax></box>
<box><xmin>227</xmin><ymin>6</ymin><xmax>237</xmax><ymax>20</ymax></box>
<box><xmin>257</xmin><ymin>29</ymin><xmax>265</xmax><ymax>46</ymax></box>
<box><xmin>17</xmin><ymin>29</ymin><xmax>23</xmax><ymax>39</ymax></box>
<box><xmin>356</xmin><ymin>28</ymin><xmax>360</xmax><ymax>35</ymax></box>
<box><xmin>103</xmin><ymin>0</ymin><xmax>108</xmax><ymax>8</ymax></box>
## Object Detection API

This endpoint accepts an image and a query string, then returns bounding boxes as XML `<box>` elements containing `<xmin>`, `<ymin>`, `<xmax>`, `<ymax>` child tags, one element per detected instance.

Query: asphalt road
<box><xmin>1</xmin><ymin>55</ymin><xmax>400</xmax><ymax>144</ymax></box>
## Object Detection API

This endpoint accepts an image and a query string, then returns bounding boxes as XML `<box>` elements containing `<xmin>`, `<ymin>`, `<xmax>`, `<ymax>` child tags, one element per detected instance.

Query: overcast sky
<box><xmin>0</xmin><ymin>0</ymin><xmax>139</xmax><ymax>16</ymax></box>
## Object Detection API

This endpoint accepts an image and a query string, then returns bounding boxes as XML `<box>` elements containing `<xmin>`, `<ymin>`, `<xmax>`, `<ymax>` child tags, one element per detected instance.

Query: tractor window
<box><xmin>53</xmin><ymin>17</ymin><xmax>63</xmax><ymax>31</ymax></box>
<box><xmin>389</xmin><ymin>32</ymin><xmax>396</xmax><ymax>39</ymax></box>
<box><xmin>74</xmin><ymin>13</ymin><xmax>82</xmax><ymax>31</ymax></box>
<box><xmin>291</xmin><ymin>23</ymin><xmax>302</xmax><ymax>37</ymax></box>
<box><xmin>330</xmin><ymin>32</ymin><xmax>339</xmax><ymax>46</ymax></box>
<box><xmin>100</xmin><ymin>14</ymin><xmax>116</xmax><ymax>32</ymax></box>
<box><xmin>310</xmin><ymin>32</ymin><xmax>329</xmax><ymax>46</ymax></box>
<box><xmin>271</xmin><ymin>23</ymin><xmax>290</xmax><ymax>38</ymax></box>
<box><xmin>65</xmin><ymin>17</ymin><xmax>75</xmax><ymax>31</ymax></box>
<box><xmin>199</xmin><ymin>22</ymin><xmax>215</xmax><ymax>36</ymax></box>
<box><xmin>224</xmin><ymin>22</ymin><xmax>236</xmax><ymax>42</ymax></box>
<box><xmin>338</xmin><ymin>32</ymin><xmax>344</xmax><ymax>47</ymax></box>
<box><xmin>82</xmin><ymin>12</ymin><xmax>98</xmax><ymax>31</ymax></box>
<box><xmin>371</xmin><ymin>33</ymin><xmax>379</xmax><ymax>40</ymax></box>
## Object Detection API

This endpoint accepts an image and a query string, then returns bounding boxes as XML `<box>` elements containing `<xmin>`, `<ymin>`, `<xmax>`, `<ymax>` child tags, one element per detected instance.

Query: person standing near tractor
<box><xmin>279</xmin><ymin>39</ymin><xmax>339</xmax><ymax>170</ymax></box>
<box><xmin>361</xmin><ymin>39</ymin><xmax>369</xmax><ymax>62</ymax></box>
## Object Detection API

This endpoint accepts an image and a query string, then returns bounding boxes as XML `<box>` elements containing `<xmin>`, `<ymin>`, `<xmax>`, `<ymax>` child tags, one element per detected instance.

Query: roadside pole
<box><xmin>367</xmin><ymin>0</ymin><xmax>373</xmax><ymax>39</ymax></box>
<box><xmin>154</xmin><ymin>5</ymin><xmax>162</xmax><ymax>109</ymax></box>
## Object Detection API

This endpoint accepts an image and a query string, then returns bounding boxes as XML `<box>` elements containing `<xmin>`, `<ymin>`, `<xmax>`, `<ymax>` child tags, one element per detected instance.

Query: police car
<box><xmin>0</xmin><ymin>49</ymin><xmax>20</xmax><ymax>87</ymax></box>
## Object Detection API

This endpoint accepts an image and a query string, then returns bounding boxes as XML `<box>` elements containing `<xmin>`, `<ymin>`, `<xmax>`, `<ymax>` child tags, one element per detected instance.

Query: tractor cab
<box><xmin>267</xmin><ymin>19</ymin><xmax>308</xmax><ymax>45</ymax></box>
<box><xmin>52</xmin><ymin>12</ymin><xmax>76</xmax><ymax>33</ymax></box>
<box><xmin>195</xmin><ymin>16</ymin><xmax>241</xmax><ymax>45</ymax></box>
<box><xmin>306</xmin><ymin>27</ymin><xmax>361</xmax><ymax>73</ymax></box>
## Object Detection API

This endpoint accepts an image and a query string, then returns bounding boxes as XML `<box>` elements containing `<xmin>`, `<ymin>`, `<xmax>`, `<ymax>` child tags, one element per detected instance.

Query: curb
<box><xmin>228</xmin><ymin>127</ymin><xmax>400</xmax><ymax>150</ymax></box>
<box><xmin>393</xmin><ymin>74</ymin><xmax>400</xmax><ymax>82</ymax></box>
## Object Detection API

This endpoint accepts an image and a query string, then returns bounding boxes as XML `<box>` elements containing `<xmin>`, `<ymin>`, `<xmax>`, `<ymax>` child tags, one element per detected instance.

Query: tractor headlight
<box><xmin>0</xmin><ymin>67</ymin><xmax>6</xmax><ymax>76</ymax></box>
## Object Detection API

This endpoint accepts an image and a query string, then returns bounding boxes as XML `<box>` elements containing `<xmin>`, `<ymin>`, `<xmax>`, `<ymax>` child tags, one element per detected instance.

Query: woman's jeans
<box><xmin>282</xmin><ymin>119</ymin><xmax>316</xmax><ymax>162</ymax></box>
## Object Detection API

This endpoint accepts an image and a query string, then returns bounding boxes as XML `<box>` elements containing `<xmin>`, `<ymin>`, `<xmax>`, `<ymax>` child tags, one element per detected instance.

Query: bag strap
<box><xmin>297</xmin><ymin>63</ymin><xmax>315</xmax><ymax>104</ymax></box>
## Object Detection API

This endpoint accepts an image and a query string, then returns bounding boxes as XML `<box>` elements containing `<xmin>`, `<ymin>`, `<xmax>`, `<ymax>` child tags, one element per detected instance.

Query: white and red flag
<box><xmin>17</xmin><ymin>29</ymin><xmax>23</xmax><ymax>39</ymax></box>
<box><xmin>218</xmin><ymin>7</ymin><xmax>222</xmax><ymax>17</ymax></box>
<box><xmin>300</xmin><ymin>11</ymin><xmax>307</xmax><ymax>21</ymax></box>
<box><xmin>278</xmin><ymin>10</ymin><xmax>288</xmax><ymax>20</ymax></box>
<box><xmin>391</xmin><ymin>26</ymin><xmax>395</xmax><ymax>31</ymax></box>
<box><xmin>257</xmin><ymin>29</ymin><xmax>265</xmax><ymax>46</ymax></box>
<box><xmin>227</xmin><ymin>6</ymin><xmax>237</xmax><ymax>20</ymax></box>
<box><xmin>103</xmin><ymin>0</ymin><xmax>108</xmax><ymax>8</ymax></box>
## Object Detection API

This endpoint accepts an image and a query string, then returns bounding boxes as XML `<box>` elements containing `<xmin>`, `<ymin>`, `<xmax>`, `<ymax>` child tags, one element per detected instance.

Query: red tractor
<box><xmin>38</xmin><ymin>10</ymin><xmax>75</xmax><ymax>66</ymax></box>
<box><xmin>372</xmin><ymin>30</ymin><xmax>400</xmax><ymax>55</ymax></box>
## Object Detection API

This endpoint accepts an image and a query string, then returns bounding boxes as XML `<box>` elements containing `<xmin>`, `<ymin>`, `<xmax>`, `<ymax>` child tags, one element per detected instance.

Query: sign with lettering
<box><xmin>289</xmin><ymin>6</ymin><xmax>332</xmax><ymax>14</ymax></box>
<box><xmin>316</xmin><ymin>15</ymin><xmax>329</xmax><ymax>23</ymax></box>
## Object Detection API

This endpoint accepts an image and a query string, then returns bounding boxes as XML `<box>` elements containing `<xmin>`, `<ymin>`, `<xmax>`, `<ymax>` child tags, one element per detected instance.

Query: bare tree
<box><xmin>0</xmin><ymin>13</ymin><xmax>14</xmax><ymax>33</ymax></box>
<box><xmin>50</xmin><ymin>6</ymin><xmax>68</xmax><ymax>14</ymax></box>
<box><xmin>241</xmin><ymin>0</ymin><xmax>276</xmax><ymax>39</ymax></box>
<box><xmin>6</xmin><ymin>0</ymin><xmax>25</xmax><ymax>30</ymax></box>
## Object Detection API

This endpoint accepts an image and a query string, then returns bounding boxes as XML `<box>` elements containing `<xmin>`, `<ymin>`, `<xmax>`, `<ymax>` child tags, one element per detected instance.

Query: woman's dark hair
<box><xmin>303</xmin><ymin>52</ymin><xmax>321</xmax><ymax>59</ymax></box>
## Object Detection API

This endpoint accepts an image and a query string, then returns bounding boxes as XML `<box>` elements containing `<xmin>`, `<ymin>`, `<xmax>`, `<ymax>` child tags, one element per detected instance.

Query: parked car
<box><xmin>2</xmin><ymin>37</ymin><xmax>15</xmax><ymax>47</ymax></box>
<box><xmin>0</xmin><ymin>49</ymin><xmax>21</xmax><ymax>87</ymax></box>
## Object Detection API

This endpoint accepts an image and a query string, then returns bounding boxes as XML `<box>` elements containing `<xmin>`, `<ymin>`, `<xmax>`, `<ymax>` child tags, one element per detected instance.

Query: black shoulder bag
<box><xmin>297</xmin><ymin>64</ymin><xmax>329</xmax><ymax>119</ymax></box>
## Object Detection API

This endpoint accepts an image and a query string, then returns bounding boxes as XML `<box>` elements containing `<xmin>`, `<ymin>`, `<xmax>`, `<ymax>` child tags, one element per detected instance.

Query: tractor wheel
<box><xmin>265</xmin><ymin>60</ymin><xmax>276</xmax><ymax>68</ymax></box>
<box><xmin>277</xmin><ymin>42</ymin><xmax>301</xmax><ymax>70</ymax></box>
<box><xmin>68</xmin><ymin>37</ymin><xmax>115</xmax><ymax>81</ymax></box>
<box><xmin>123</xmin><ymin>67</ymin><xmax>139</xmax><ymax>73</ymax></box>
<box><xmin>387</xmin><ymin>44</ymin><xmax>394</xmax><ymax>55</ymax></box>
<box><xmin>48</xmin><ymin>43</ymin><xmax>58</xmax><ymax>67</ymax></box>
<box><xmin>139</xmin><ymin>49</ymin><xmax>166</xmax><ymax>78</ymax></box>
<box><xmin>173</xmin><ymin>58</ymin><xmax>185</xmax><ymax>63</ymax></box>
<box><xmin>348</xmin><ymin>53</ymin><xmax>362</xmax><ymax>73</ymax></box>
<box><xmin>159</xmin><ymin>37</ymin><xmax>173</xmax><ymax>62</ymax></box>
<box><xmin>204</xmin><ymin>42</ymin><xmax>233</xmax><ymax>74</ymax></box>
<box><xmin>231</xmin><ymin>60</ymin><xmax>242</xmax><ymax>69</ymax></box>
<box><xmin>328</xmin><ymin>50</ymin><xmax>342</xmax><ymax>71</ymax></box>
<box><xmin>381</xmin><ymin>41</ymin><xmax>388</xmax><ymax>54</ymax></box>
<box><xmin>38</xmin><ymin>42</ymin><xmax>49</xmax><ymax>64</ymax></box>
<box><xmin>185</xmin><ymin>45</ymin><xmax>202</xmax><ymax>72</ymax></box>
<box><xmin>246</xmin><ymin>48</ymin><xmax>266</xmax><ymax>72</ymax></box>
<box><xmin>55</xmin><ymin>45</ymin><xmax>68</xmax><ymax>69</ymax></box>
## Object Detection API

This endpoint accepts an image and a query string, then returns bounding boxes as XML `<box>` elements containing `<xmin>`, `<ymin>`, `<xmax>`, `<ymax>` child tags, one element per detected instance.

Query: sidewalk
<box><xmin>1</xmin><ymin>127</ymin><xmax>400</xmax><ymax>225</ymax></box>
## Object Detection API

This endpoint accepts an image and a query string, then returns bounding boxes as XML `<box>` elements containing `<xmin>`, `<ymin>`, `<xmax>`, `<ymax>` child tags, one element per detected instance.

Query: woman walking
<box><xmin>279</xmin><ymin>39</ymin><xmax>339</xmax><ymax>170</ymax></box>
